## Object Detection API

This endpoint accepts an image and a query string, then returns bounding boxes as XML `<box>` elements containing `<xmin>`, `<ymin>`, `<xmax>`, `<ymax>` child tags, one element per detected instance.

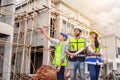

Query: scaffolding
<box><xmin>0</xmin><ymin>0</ymin><xmax>50</xmax><ymax>79</ymax></box>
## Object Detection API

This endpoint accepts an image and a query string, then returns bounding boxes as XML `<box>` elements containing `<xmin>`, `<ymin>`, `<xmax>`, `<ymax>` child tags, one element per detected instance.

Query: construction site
<box><xmin>0</xmin><ymin>0</ymin><xmax>120</xmax><ymax>80</ymax></box>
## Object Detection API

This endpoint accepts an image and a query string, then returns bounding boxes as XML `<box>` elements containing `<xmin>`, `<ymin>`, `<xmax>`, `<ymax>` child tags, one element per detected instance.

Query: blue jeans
<box><xmin>70</xmin><ymin>60</ymin><xmax>85</xmax><ymax>80</ymax></box>
<box><xmin>57</xmin><ymin>66</ymin><xmax>65</xmax><ymax>80</ymax></box>
<box><xmin>88</xmin><ymin>64</ymin><xmax>100</xmax><ymax>80</ymax></box>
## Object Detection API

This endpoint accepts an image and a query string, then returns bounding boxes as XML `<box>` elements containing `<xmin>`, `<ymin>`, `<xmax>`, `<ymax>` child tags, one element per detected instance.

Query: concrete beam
<box><xmin>0</xmin><ymin>22</ymin><xmax>13</xmax><ymax>35</ymax></box>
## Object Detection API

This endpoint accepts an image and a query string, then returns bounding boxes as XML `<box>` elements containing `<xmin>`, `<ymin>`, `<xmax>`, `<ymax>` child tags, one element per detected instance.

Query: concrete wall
<box><xmin>56</xmin><ymin>0</ymin><xmax>92</xmax><ymax>27</ymax></box>
<box><xmin>101</xmin><ymin>34</ymin><xmax>120</xmax><ymax>58</ymax></box>
<box><xmin>0</xmin><ymin>0</ymin><xmax>15</xmax><ymax>26</ymax></box>
<box><xmin>101</xmin><ymin>35</ymin><xmax>116</xmax><ymax>59</ymax></box>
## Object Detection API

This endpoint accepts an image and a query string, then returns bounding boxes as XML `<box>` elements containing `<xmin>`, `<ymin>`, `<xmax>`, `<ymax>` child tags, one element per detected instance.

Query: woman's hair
<box><xmin>95</xmin><ymin>37</ymin><xmax>99</xmax><ymax>48</ymax></box>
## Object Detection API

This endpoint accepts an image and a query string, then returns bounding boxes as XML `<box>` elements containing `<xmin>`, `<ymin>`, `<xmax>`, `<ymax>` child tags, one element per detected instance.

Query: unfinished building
<box><xmin>2</xmin><ymin>0</ymin><xmax>119</xmax><ymax>80</ymax></box>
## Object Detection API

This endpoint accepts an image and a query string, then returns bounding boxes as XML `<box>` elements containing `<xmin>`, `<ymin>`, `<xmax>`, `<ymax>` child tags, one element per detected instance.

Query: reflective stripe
<box><xmin>78</xmin><ymin>55</ymin><xmax>86</xmax><ymax>57</ymax></box>
<box><xmin>86</xmin><ymin>56</ymin><xmax>101</xmax><ymax>58</ymax></box>
<box><xmin>86</xmin><ymin>55</ymin><xmax>102</xmax><ymax>64</ymax></box>
<box><xmin>86</xmin><ymin>57</ymin><xmax>102</xmax><ymax>62</ymax></box>
<box><xmin>86</xmin><ymin>62</ymin><xmax>102</xmax><ymax>65</ymax></box>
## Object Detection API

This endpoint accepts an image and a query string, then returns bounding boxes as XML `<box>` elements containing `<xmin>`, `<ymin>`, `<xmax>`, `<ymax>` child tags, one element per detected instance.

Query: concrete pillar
<box><xmin>113</xmin><ymin>59</ymin><xmax>117</xmax><ymax>70</ymax></box>
<box><xmin>20</xmin><ymin>48</ymin><xmax>28</xmax><ymax>74</ymax></box>
<box><xmin>2</xmin><ymin>35</ymin><xmax>13</xmax><ymax>80</ymax></box>
<box><xmin>42</xmin><ymin>0</ymin><xmax>51</xmax><ymax>65</ymax></box>
<box><xmin>42</xmin><ymin>29</ymin><xmax>51</xmax><ymax>65</ymax></box>
<box><xmin>106</xmin><ymin>64</ymin><xmax>110</xmax><ymax>74</ymax></box>
<box><xmin>24</xmin><ymin>52</ymin><xmax>29</xmax><ymax>74</ymax></box>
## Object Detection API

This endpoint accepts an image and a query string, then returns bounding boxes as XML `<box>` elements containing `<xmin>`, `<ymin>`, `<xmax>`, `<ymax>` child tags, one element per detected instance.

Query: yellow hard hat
<box><xmin>89</xmin><ymin>29</ymin><xmax>99</xmax><ymax>36</ymax></box>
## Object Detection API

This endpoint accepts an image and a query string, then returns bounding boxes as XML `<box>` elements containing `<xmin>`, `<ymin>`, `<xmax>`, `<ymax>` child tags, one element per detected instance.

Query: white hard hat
<box><xmin>74</xmin><ymin>26</ymin><xmax>82</xmax><ymax>32</ymax></box>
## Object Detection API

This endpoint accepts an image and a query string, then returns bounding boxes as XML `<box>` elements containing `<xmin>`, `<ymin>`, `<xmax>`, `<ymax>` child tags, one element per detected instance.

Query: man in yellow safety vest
<box><xmin>66</xmin><ymin>26</ymin><xmax>87</xmax><ymax>80</ymax></box>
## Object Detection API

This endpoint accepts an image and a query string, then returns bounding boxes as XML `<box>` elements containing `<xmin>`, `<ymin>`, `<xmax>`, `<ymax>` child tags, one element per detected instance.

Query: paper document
<box><xmin>70</xmin><ymin>43</ymin><xmax>94</xmax><ymax>58</ymax></box>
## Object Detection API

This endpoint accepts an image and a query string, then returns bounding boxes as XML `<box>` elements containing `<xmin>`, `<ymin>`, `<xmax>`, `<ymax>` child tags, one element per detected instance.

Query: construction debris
<box><xmin>30</xmin><ymin>65</ymin><xmax>57</xmax><ymax>80</ymax></box>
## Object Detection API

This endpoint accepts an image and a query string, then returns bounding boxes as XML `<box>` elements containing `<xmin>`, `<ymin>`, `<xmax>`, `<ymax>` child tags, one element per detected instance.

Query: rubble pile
<box><xmin>30</xmin><ymin>65</ymin><xmax>57</xmax><ymax>80</ymax></box>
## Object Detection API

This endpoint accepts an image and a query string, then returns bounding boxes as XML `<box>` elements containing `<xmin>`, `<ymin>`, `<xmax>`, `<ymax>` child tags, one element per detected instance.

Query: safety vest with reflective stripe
<box><xmin>52</xmin><ymin>42</ymin><xmax>66</xmax><ymax>66</ymax></box>
<box><xmin>70</xmin><ymin>37</ymin><xmax>85</xmax><ymax>51</ymax></box>
<box><xmin>86</xmin><ymin>40</ymin><xmax>102</xmax><ymax>65</ymax></box>
<box><xmin>68</xmin><ymin>37</ymin><xmax>86</xmax><ymax>61</ymax></box>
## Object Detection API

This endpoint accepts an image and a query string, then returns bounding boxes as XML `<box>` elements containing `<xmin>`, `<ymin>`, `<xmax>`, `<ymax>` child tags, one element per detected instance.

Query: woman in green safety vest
<box><xmin>86</xmin><ymin>30</ymin><xmax>103</xmax><ymax>80</ymax></box>
<box><xmin>40</xmin><ymin>28</ymin><xmax>74</xmax><ymax>80</ymax></box>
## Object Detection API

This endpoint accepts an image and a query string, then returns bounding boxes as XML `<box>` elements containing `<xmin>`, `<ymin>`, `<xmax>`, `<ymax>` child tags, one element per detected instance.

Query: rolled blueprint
<box><xmin>70</xmin><ymin>43</ymin><xmax>94</xmax><ymax>58</ymax></box>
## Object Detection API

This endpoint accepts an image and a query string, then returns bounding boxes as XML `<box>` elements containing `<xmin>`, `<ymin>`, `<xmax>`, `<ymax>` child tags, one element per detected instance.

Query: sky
<box><xmin>66</xmin><ymin>0</ymin><xmax>120</xmax><ymax>37</ymax></box>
